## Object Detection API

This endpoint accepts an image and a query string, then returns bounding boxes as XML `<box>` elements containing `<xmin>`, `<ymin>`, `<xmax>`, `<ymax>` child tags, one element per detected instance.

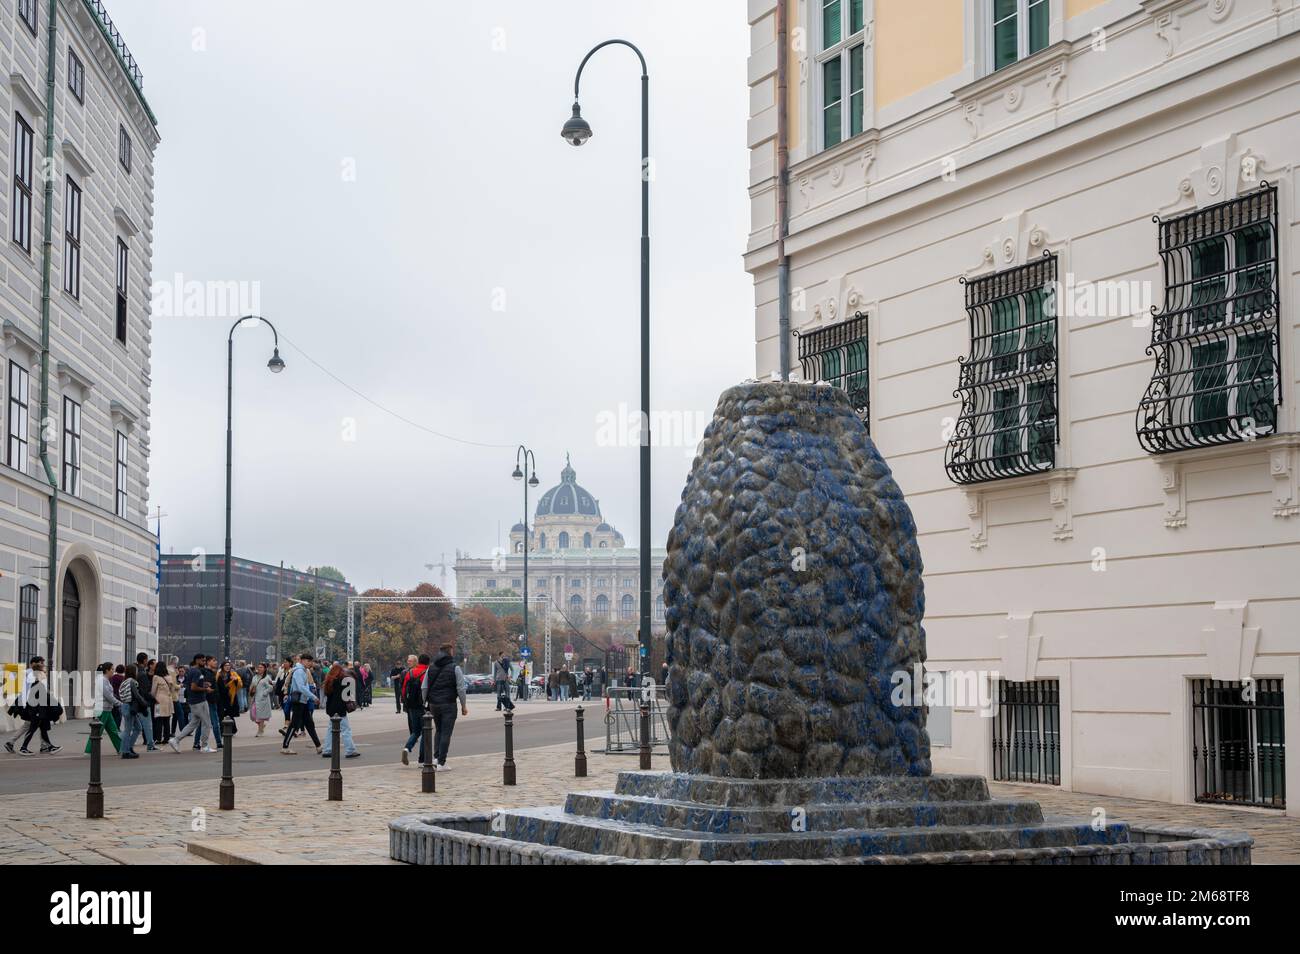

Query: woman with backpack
<box><xmin>117</xmin><ymin>664</ymin><xmax>149</xmax><ymax>758</ymax></box>
<box><xmin>320</xmin><ymin>662</ymin><xmax>361</xmax><ymax>759</ymax></box>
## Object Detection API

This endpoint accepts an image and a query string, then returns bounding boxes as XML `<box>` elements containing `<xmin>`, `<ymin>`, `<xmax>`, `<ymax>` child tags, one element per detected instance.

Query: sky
<box><xmin>110</xmin><ymin>0</ymin><xmax>755</xmax><ymax>592</ymax></box>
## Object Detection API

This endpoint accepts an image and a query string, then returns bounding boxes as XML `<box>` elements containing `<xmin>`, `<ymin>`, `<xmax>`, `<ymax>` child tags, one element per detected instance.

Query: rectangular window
<box><xmin>946</xmin><ymin>254</ymin><xmax>1059</xmax><ymax>484</ymax></box>
<box><xmin>993</xmin><ymin>0</ymin><xmax>1050</xmax><ymax>72</ymax></box>
<box><xmin>115</xmin><ymin>430</ymin><xmax>128</xmax><ymax>517</ymax></box>
<box><xmin>991</xmin><ymin>679</ymin><xmax>1061</xmax><ymax>784</ymax></box>
<box><xmin>1138</xmin><ymin>185</ymin><xmax>1280</xmax><ymax>453</ymax></box>
<box><xmin>118</xmin><ymin>124</ymin><xmax>132</xmax><ymax>173</ymax></box>
<box><xmin>486</xmin><ymin>579</ymin><xmax>496</xmax><ymax>589</ymax></box>
<box><xmin>1192</xmin><ymin>679</ymin><xmax>1285</xmax><ymax>809</ymax></box>
<box><xmin>19</xmin><ymin>584</ymin><xmax>39</xmax><ymax>662</ymax></box>
<box><xmin>17</xmin><ymin>0</ymin><xmax>37</xmax><ymax>35</ymax></box>
<box><xmin>68</xmin><ymin>48</ymin><xmax>85</xmax><ymax>103</ymax></box>
<box><xmin>7</xmin><ymin>360</ymin><xmax>29</xmax><ymax>472</ymax></box>
<box><xmin>124</xmin><ymin>608</ymin><xmax>137</xmax><ymax>663</ymax></box>
<box><xmin>11</xmin><ymin>113</ymin><xmax>34</xmax><ymax>254</ymax></box>
<box><xmin>797</xmin><ymin>312</ymin><xmax>869</xmax><ymax>426</ymax></box>
<box><xmin>63</xmin><ymin>176</ymin><xmax>81</xmax><ymax>298</ymax></box>
<box><xmin>116</xmin><ymin>238</ymin><xmax>129</xmax><ymax>344</ymax></box>
<box><xmin>818</xmin><ymin>0</ymin><xmax>867</xmax><ymax>149</ymax></box>
<box><xmin>61</xmin><ymin>396</ymin><xmax>81</xmax><ymax>495</ymax></box>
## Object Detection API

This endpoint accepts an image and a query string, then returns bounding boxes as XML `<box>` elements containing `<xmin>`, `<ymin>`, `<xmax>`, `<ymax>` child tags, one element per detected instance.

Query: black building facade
<box><xmin>158</xmin><ymin>554</ymin><xmax>354</xmax><ymax>662</ymax></box>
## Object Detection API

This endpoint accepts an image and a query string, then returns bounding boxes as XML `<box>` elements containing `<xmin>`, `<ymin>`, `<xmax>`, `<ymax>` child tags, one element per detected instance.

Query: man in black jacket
<box><xmin>421</xmin><ymin>645</ymin><xmax>468</xmax><ymax>770</ymax></box>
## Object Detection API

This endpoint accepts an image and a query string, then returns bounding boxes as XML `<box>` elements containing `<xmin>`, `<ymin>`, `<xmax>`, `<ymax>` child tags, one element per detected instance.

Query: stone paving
<box><xmin>1</xmin><ymin>746</ymin><xmax>1295</xmax><ymax>864</ymax></box>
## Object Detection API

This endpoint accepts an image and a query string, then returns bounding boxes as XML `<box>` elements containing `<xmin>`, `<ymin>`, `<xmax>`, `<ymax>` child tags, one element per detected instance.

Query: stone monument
<box><xmin>390</xmin><ymin>383</ymin><xmax>1252</xmax><ymax>864</ymax></box>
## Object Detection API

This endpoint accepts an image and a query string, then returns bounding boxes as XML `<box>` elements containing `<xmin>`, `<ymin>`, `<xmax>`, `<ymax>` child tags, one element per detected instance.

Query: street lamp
<box><xmin>561</xmin><ymin>39</ymin><xmax>653</xmax><ymax>674</ymax></box>
<box><xmin>513</xmin><ymin>446</ymin><xmax>540</xmax><ymax>656</ymax></box>
<box><xmin>224</xmin><ymin>314</ymin><xmax>285</xmax><ymax>661</ymax></box>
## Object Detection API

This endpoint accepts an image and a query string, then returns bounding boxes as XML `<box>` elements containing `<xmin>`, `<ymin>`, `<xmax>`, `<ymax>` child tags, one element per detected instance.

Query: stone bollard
<box><xmin>639</xmin><ymin>702</ymin><xmax>651</xmax><ymax>770</ymax></box>
<box><xmin>219</xmin><ymin>717</ymin><xmax>234</xmax><ymax>810</ymax></box>
<box><xmin>503</xmin><ymin>710</ymin><xmax>516</xmax><ymax>786</ymax></box>
<box><xmin>328</xmin><ymin>715</ymin><xmax>342</xmax><ymax>801</ymax></box>
<box><xmin>421</xmin><ymin>711</ymin><xmax>435</xmax><ymax>794</ymax></box>
<box><xmin>574</xmin><ymin>705</ymin><xmax>587</xmax><ymax>778</ymax></box>
<box><xmin>86</xmin><ymin>719</ymin><xmax>104</xmax><ymax>819</ymax></box>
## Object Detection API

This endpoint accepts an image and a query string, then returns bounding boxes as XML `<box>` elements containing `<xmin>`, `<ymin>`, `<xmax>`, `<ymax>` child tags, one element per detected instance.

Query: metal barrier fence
<box><xmin>599</xmin><ymin>684</ymin><xmax>670</xmax><ymax>754</ymax></box>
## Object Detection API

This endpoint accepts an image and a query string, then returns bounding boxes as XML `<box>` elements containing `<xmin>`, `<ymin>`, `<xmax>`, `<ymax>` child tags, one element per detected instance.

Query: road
<box><xmin>0</xmin><ymin>695</ymin><xmax>605</xmax><ymax>795</ymax></box>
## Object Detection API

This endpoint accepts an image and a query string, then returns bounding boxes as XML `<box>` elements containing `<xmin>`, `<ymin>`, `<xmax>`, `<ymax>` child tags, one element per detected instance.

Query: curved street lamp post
<box><xmin>561</xmin><ymin>39</ymin><xmax>653</xmax><ymax>673</ymax></box>
<box><xmin>224</xmin><ymin>315</ymin><xmax>285</xmax><ymax>661</ymax></box>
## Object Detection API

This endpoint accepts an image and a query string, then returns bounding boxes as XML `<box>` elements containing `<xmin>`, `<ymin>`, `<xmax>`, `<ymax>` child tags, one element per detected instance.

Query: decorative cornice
<box><xmin>61</xmin><ymin>138</ymin><xmax>96</xmax><ymax>179</ymax></box>
<box><xmin>57</xmin><ymin>360</ymin><xmax>97</xmax><ymax>394</ymax></box>
<box><xmin>950</xmin><ymin>41</ymin><xmax>1071</xmax><ymax>104</ymax></box>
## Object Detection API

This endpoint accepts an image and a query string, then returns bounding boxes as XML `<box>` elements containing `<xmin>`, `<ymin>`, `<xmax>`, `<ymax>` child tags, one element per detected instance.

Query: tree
<box><xmin>280</xmin><ymin>583</ymin><xmax>348</xmax><ymax>657</ymax></box>
<box><xmin>359</xmin><ymin>602</ymin><xmax>420</xmax><ymax>673</ymax></box>
<box><xmin>309</xmin><ymin>565</ymin><xmax>347</xmax><ymax>582</ymax></box>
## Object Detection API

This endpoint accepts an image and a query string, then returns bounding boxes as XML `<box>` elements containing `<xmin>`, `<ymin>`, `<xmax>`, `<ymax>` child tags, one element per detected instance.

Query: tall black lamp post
<box><xmin>512</xmin><ymin>446</ymin><xmax>540</xmax><ymax>654</ymax></box>
<box><xmin>224</xmin><ymin>315</ymin><xmax>285</xmax><ymax>661</ymax></box>
<box><xmin>561</xmin><ymin>39</ymin><xmax>652</xmax><ymax>674</ymax></box>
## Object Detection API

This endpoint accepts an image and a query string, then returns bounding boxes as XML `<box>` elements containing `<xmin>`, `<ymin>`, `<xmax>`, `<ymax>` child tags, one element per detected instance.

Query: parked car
<box><xmin>466</xmin><ymin>674</ymin><xmax>494</xmax><ymax>694</ymax></box>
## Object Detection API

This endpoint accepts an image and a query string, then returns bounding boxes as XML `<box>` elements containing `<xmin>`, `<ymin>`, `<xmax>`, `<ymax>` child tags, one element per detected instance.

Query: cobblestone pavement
<box><xmin>0</xmin><ymin>741</ymin><xmax>660</xmax><ymax>865</ymax></box>
<box><xmin>989</xmin><ymin>781</ymin><xmax>1300</xmax><ymax>864</ymax></box>
<box><xmin>2</xmin><ymin>751</ymin><xmax>1294</xmax><ymax>864</ymax></box>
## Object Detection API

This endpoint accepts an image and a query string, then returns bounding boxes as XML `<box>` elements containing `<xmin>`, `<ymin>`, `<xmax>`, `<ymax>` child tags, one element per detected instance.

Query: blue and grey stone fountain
<box><xmin>390</xmin><ymin>383</ymin><xmax>1252</xmax><ymax>864</ymax></box>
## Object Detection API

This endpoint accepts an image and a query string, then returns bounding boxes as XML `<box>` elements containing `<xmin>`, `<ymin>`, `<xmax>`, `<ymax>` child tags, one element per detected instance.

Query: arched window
<box><xmin>515</xmin><ymin>541</ymin><xmax>523</xmax><ymax>553</ymax></box>
<box><xmin>569</xmin><ymin>594</ymin><xmax>583</xmax><ymax>610</ymax></box>
<box><xmin>583</xmin><ymin>532</ymin><xmax>592</xmax><ymax>548</ymax></box>
<box><xmin>594</xmin><ymin>594</ymin><xmax>609</xmax><ymax>618</ymax></box>
<box><xmin>124</xmin><ymin>607</ymin><xmax>137</xmax><ymax>662</ymax></box>
<box><xmin>620</xmin><ymin>594</ymin><xmax>635</xmax><ymax>620</ymax></box>
<box><xmin>538</xmin><ymin>533</ymin><xmax>546</xmax><ymax>550</ymax></box>
<box><xmin>18</xmin><ymin>584</ymin><xmax>38</xmax><ymax>662</ymax></box>
<box><xmin>558</xmin><ymin>531</ymin><xmax>570</xmax><ymax>549</ymax></box>
<box><xmin>599</xmin><ymin>541</ymin><xmax>608</xmax><ymax>548</ymax></box>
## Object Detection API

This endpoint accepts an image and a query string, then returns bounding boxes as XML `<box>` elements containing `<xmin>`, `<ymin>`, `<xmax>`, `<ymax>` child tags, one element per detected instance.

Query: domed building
<box><xmin>454</xmin><ymin>454</ymin><xmax>665</xmax><ymax>638</ymax></box>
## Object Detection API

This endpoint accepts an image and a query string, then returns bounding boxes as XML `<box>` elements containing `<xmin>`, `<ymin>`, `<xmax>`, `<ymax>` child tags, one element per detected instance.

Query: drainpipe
<box><xmin>775</xmin><ymin>0</ymin><xmax>792</xmax><ymax>380</ymax></box>
<box><xmin>38</xmin><ymin>1</ymin><xmax>60</xmax><ymax>655</ymax></box>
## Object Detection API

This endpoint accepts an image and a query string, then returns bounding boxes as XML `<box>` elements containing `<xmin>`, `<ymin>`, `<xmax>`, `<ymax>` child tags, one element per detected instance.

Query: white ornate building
<box><xmin>1</xmin><ymin>0</ymin><xmax>158</xmax><ymax>690</ymax></box>
<box><xmin>745</xmin><ymin>0</ymin><xmax>1298</xmax><ymax>814</ymax></box>
<box><xmin>455</xmin><ymin>457</ymin><xmax>666</xmax><ymax>636</ymax></box>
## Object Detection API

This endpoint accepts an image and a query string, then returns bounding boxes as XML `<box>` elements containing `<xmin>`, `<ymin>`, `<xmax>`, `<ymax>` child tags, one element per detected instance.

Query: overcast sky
<box><xmin>112</xmin><ymin>0</ymin><xmax>753</xmax><ymax>591</ymax></box>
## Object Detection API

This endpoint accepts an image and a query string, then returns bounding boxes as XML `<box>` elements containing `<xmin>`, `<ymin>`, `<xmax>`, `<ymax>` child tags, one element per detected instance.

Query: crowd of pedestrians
<box><xmin>3</xmin><ymin>653</ymin><xmax>377</xmax><ymax>760</ymax></box>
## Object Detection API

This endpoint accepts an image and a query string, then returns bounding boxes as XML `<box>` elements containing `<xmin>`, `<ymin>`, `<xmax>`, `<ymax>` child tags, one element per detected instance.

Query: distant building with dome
<box><xmin>454</xmin><ymin>455</ymin><xmax>666</xmax><ymax>638</ymax></box>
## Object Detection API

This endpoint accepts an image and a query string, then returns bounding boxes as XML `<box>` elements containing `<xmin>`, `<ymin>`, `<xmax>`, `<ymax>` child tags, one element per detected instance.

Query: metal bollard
<box><xmin>421</xmin><ymin>711</ymin><xmax>435</xmax><ymax>794</ymax></box>
<box><xmin>503</xmin><ymin>710</ymin><xmax>516</xmax><ymax>785</ymax></box>
<box><xmin>574</xmin><ymin>705</ymin><xmax>587</xmax><ymax>778</ymax></box>
<box><xmin>219</xmin><ymin>717</ymin><xmax>234</xmax><ymax>810</ymax></box>
<box><xmin>639</xmin><ymin>702</ymin><xmax>651</xmax><ymax>770</ymax></box>
<box><xmin>86</xmin><ymin>719</ymin><xmax>104</xmax><ymax>819</ymax></box>
<box><xmin>328</xmin><ymin>715</ymin><xmax>342</xmax><ymax>801</ymax></box>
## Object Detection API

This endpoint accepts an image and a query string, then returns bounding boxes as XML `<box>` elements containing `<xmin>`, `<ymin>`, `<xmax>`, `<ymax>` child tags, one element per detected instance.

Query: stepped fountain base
<box><xmin>388</xmin><ymin>771</ymin><xmax>1252</xmax><ymax>865</ymax></box>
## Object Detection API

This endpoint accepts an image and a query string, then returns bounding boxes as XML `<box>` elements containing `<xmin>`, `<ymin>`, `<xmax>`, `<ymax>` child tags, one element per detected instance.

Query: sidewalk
<box><xmin>1</xmin><ymin>747</ymin><xmax>1294</xmax><ymax>864</ymax></box>
<box><xmin>0</xmin><ymin>740</ymin><xmax>661</xmax><ymax>865</ymax></box>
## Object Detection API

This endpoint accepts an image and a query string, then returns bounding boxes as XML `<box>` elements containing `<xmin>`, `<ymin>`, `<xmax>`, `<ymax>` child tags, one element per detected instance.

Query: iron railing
<box><xmin>84</xmin><ymin>0</ymin><xmax>144</xmax><ymax>90</ymax></box>
<box><xmin>1192</xmin><ymin>678</ymin><xmax>1285</xmax><ymax>809</ymax></box>
<box><xmin>1137</xmin><ymin>184</ymin><xmax>1279</xmax><ymax>453</ymax></box>
<box><xmin>795</xmin><ymin>312</ymin><xmax>869</xmax><ymax>425</ymax></box>
<box><xmin>946</xmin><ymin>254</ymin><xmax>1058</xmax><ymax>484</ymax></box>
<box><xmin>991</xmin><ymin>679</ymin><xmax>1061</xmax><ymax>785</ymax></box>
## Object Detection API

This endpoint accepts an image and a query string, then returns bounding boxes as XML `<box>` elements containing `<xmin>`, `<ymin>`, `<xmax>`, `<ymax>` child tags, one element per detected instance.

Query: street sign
<box><xmin>564</xmin><ymin>652</ymin><xmax>574</xmax><ymax>662</ymax></box>
<box><xmin>639</xmin><ymin>645</ymin><xmax>648</xmax><ymax>657</ymax></box>
<box><xmin>564</xmin><ymin>643</ymin><xmax>574</xmax><ymax>654</ymax></box>
<box><xmin>520</xmin><ymin>647</ymin><xmax>532</xmax><ymax>658</ymax></box>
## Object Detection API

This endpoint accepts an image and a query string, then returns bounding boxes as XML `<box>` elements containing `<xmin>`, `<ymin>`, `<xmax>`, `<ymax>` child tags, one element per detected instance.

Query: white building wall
<box><xmin>0</xmin><ymin>0</ymin><xmax>159</xmax><ymax>674</ymax></box>
<box><xmin>746</xmin><ymin>0</ymin><xmax>1300</xmax><ymax>813</ymax></box>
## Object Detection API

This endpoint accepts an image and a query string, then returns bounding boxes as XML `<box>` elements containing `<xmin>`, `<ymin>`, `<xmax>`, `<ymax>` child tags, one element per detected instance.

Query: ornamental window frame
<box><xmin>945</xmin><ymin>253</ymin><xmax>1059</xmax><ymax>485</ymax></box>
<box><xmin>7</xmin><ymin>359</ymin><xmax>29</xmax><ymax>472</ymax></box>
<box><xmin>61</xmin><ymin>395</ymin><xmax>81</xmax><ymax>496</ymax></box>
<box><xmin>814</xmin><ymin>0</ymin><xmax>869</xmax><ymax>152</ymax></box>
<box><xmin>1136</xmin><ymin>183</ymin><xmax>1280</xmax><ymax>454</ymax></box>
<box><xmin>11</xmin><ymin>113</ymin><xmax>34</xmax><ymax>254</ymax></box>
<box><xmin>795</xmin><ymin>311</ymin><xmax>870</xmax><ymax>427</ymax></box>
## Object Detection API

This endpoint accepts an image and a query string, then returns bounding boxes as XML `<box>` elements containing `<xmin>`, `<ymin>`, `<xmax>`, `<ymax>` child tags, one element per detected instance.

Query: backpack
<box><xmin>402</xmin><ymin>668</ymin><xmax>424</xmax><ymax>710</ymax></box>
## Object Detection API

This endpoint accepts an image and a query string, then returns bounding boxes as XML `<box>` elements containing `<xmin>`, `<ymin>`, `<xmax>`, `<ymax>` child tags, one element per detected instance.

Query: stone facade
<box><xmin>745</xmin><ymin>0</ymin><xmax>1300</xmax><ymax>814</ymax></box>
<box><xmin>0</xmin><ymin>0</ymin><xmax>159</xmax><ymax>683</ymax></box>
